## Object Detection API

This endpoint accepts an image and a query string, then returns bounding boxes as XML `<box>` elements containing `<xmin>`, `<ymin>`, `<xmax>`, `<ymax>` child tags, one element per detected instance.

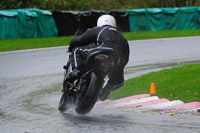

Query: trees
<box><xmin>0</xmin><ymin>0</ymin><xmax>40</xmax><ymax>9</ymax></box>
<box><xmin>149</xmin><ymin>0</ymin><xmax>197</xmax><ymax>7</ymax></box>
<box><xmin>0</xmin><ymin>0</ymin><xmax>200</xmax><ymax>10</ymax></box>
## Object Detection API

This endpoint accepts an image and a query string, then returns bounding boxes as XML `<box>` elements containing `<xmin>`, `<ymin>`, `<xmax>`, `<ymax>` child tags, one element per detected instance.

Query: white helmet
<box><xmin>97</xmin><ymin>15</ymin><xmax>116</xmax><ymax>28</ymax></box>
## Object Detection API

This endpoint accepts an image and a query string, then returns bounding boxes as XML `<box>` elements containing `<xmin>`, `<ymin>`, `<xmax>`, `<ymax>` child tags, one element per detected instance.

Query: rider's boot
<box><xmin>99</xmin><ymin>82</ymin><xmax>124</xmax><ymax>101</ymax></box>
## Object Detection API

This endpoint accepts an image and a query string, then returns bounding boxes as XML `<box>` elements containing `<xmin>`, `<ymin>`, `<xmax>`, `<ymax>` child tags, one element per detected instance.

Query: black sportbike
<box><xmin>58</xmin><ymin>47</ymin><xmax>119</xmax><ymax>115</ymax></box>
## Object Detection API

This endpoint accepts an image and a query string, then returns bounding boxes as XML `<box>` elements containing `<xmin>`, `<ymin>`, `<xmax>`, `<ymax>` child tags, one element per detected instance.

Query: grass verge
<box><xmin>0</xmin><ymin>36</ymin><xmax>74</xmax><ymax>52</ymax></box>
<box><xmin>109</xmin><ymin>63</ymin><xmax>200</xmax><ymax>103</ymax></box>
<box><xmin>123</xmin><ymin>29</ymin><xmax>200</xmax><ymax>41</ymax></box>
<box><xmin>1</xmin><ymin>29</ymin><xmax>200</xmax><ymax>52</ymax></box>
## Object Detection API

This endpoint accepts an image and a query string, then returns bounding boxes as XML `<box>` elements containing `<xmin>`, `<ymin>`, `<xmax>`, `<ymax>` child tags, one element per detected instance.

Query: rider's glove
<box><xmin>68</xmin><ymin>45</ymin><xmax>74</xmax><ymax>52</ymax></box>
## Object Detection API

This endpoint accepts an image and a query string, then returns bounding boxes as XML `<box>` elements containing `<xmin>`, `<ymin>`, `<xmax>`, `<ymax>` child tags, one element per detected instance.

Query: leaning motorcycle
<box><xmin>58</xmin><ymin>47</ymin><xmax>118</xmax><ymax>115</ymax></box>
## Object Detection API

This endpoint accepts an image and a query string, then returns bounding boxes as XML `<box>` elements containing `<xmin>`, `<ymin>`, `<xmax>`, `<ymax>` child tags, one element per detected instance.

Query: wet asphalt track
<box><xmin>0</xmin><ymin>37</ymin><xmax>200</xmax><ymax>133</ymax></box>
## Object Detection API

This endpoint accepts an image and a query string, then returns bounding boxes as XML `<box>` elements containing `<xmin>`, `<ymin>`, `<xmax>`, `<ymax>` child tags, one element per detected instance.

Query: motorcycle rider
<box><xmin>65</xmin><ymin>14</ymin><xmax>130</xmax><ymax>101</ymax></box>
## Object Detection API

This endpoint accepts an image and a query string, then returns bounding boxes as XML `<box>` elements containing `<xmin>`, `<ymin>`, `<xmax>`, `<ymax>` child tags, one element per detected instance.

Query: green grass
<box><xmin>109</xmin><ymin>63</ymin><xmax>200</xmax><ymax>103</ymax></box>
<box><xmin>123</xmin><ymin>29</ymin><xmax>200</xmax><ymax>41</ymax></box>
<box><xmin>0</xmin><ymin>36</ymin><xmax>74</xmax><ymax>52</ymax></box>
<box><xmin>1</xmin><ymin>29</ymin><xmax>200</xmax><ymax>52</ymax></box>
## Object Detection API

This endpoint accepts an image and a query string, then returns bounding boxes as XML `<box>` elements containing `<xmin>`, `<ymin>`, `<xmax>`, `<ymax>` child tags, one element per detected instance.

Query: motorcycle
<box><xmin>58</xmin><ymin>47</ymin><xmax>119</xmax><ymax>115</ymax></box>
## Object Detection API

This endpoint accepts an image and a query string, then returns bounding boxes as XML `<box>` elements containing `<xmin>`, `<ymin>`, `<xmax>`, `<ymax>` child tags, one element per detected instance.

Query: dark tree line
<box><xmin>0</xmin><ymin>0</ymin><xmax>200</xmax><ymax>10</ymax></box>
<box><xmin>150</xmin><ymin>0</ymin><xmax>197</xmax><ymax>7</ymax></box>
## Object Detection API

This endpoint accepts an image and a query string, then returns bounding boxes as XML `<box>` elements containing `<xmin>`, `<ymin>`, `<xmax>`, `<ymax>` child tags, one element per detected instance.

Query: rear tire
<box><xmin>75</xmin><ymin>72</ymin><xmax>104</xmax><ymax>115</ymax></box>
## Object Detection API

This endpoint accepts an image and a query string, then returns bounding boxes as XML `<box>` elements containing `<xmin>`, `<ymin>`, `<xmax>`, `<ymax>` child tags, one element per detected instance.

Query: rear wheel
<box><xmin>75</xmin><ymin>72</ymin><xmax>104</xmax><ymax>115</ymax></box>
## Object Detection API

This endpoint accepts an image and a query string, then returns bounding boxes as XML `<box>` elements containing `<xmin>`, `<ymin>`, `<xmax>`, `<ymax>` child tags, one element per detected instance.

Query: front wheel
<box><xmin>75</xmin><ymin>72</ymin><xmax>104</xmax><ymax>115</ymax></box>
<box><xmin>58</xmin><ymin>92</ymin><xmax>68</xmax><ymax>112</ymax></box>
<box><xmin>58</xmin><ymin>91</ymin><xmax>74</xmax><ymax>112</ymax></box>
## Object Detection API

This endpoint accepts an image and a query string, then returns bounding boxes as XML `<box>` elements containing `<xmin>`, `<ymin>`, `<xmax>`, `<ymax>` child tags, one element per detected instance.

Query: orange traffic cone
<box><xmin>150</xmin><ymin>83</ymin><xmax>156</xmax><ymax>94</ymax></box>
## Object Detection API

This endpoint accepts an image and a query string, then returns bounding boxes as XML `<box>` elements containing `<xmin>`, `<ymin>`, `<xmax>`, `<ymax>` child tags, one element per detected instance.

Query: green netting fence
<box><xmin>1</xmin><ymin>7</ymin><xmax>200</xmax><ymax>40</ymax></box>
<box><xmin>0</xmin><ymin>9</ymin><xmax>58</xmax><ymax>39</ymax></box>
<box><xmin>127</xmin><ymin>7</ymin><xmax>200</xmax><ymax>32</ymax></box>
<box><xmin>0</xmin><ymin>11</ymin><xmax>20</xmax><ymax>39</ymax></box>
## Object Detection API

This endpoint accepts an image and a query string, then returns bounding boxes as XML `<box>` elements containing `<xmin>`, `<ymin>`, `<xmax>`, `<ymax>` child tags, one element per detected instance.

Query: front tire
<box><xmin>58</xmin><ymin>92</ymin><xmax>68</xmax><ymax>112</ymax></box>
<box><xmin>58</xmin><ymin>91</ymin><xmax>74</xmax><ymax>112</ymax></box>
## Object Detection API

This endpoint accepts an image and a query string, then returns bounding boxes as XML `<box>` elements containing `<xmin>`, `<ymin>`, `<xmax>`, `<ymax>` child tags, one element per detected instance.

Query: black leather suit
<box><xmin>68</xmin><ymin>25</ymin><xmax>129</xmax><ymax>89</ymax></box>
